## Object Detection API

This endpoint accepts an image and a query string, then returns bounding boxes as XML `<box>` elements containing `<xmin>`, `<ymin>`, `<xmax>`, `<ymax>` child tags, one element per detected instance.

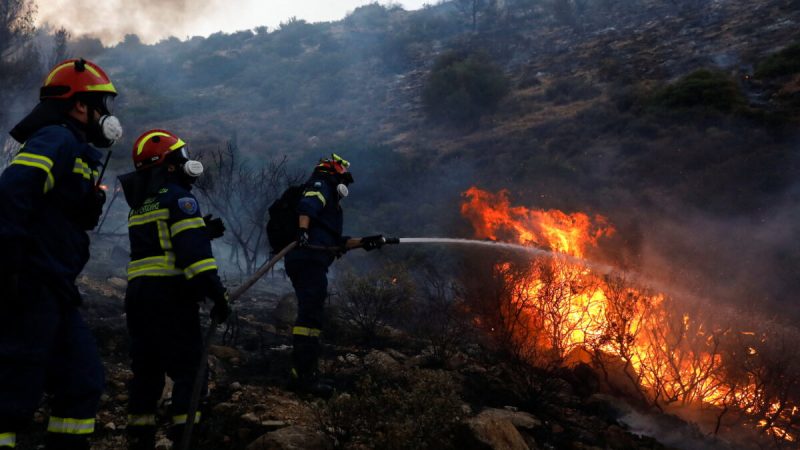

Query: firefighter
<box><xmin>119</xmin><ymin>130</ymin><xmax>229</xmax><ymax>449</ymax></box>
<box><xmin>0</xmin><ymin>58</ymin><xmax>122</xmax><ymax>450</ymax></box>
<box><xmin>285</xmin><ymin>153</ymin><xmax>386</xmax><ymax>397</ymax></box>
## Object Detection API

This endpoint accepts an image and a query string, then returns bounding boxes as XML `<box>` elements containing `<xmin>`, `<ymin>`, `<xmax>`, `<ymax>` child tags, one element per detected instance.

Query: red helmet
<box><xmin>40</xmin><ymin>58</ymin><xmax>117</xmax><ymax>100</ymax></box>
<box><xmin>316</xmin><ymin>153</ymin><xmax>350</xmax><ymax>175</ymax></box>
<box><xmin>132</xmin><ymin>129</ymin><xmax>187</xmax><ymax>170</ymax></box>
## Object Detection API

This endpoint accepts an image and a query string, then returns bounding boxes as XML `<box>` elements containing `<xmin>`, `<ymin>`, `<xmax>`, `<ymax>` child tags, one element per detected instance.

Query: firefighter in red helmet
<box><xmin>119</xmin><ymin>129</ymin><xmax>228</xmax><ymax>450</ymax></box>
<box><xmin>0</xmin><ymin>58</ymin><xmax>122</xmax><ymax>450</ymax></box>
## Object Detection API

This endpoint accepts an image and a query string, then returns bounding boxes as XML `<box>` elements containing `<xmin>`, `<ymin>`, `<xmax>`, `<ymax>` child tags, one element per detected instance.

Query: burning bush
<box><xmin>457</xmin><ymin>187</ymin><xmax>800</xmax><ymax>445</ymax></box>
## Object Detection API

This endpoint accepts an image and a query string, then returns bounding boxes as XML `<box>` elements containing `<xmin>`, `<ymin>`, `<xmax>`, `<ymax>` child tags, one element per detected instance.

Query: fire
<box><xmin>461</xmin><ymin>187</ymin><xmax>798</xmax><ymax>443</ymax></box>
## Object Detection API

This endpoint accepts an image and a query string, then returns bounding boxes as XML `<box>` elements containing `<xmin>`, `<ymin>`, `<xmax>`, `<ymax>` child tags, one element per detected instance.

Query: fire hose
<box><xmin>179</xmin><ymin>236</ymin><xmax>400</xmax><ymax>449</ymax></box>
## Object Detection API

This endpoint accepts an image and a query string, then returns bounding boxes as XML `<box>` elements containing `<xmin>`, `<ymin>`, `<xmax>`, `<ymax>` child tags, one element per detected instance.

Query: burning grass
<box><xmin>460</xmin><ymin>187</ymin><xmax>800</xmax><ymax>446</ymax></box>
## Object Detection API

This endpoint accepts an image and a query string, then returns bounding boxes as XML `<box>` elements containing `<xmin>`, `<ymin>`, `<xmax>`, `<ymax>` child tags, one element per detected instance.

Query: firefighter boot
<box><xmin>288</xmin><ymin>337</ymin><xmax>333</xmax><ymax>398</ymax></box>
<box><xmin>127</xmin><ymin>426</ymin><xmax>156</xmax><ymax>450</ymax></box>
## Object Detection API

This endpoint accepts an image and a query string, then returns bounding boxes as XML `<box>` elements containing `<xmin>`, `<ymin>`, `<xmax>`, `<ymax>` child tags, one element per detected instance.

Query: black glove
<box><xmin>210</xmin><ymin>291</ymin><xmax>231</xmax><ymax>323</ymax></box>
<box><xmin>297</xmin><ymin>227</ymin><xmax>310</xmax><ymax>248</ymax></box>
<box><xmin>204</xmin><ymin>214</ymin><xmax>225</xmax><ymax>240</ymax></box>
<box><xmin>360</xmin><ymin>235</ymin><xmax>385</xmax><ymax>251</ymax></box>
<box><xmin>78</xmin><ymin>187</ymin><xmax>106</xmax><ymax>230</ymax></box>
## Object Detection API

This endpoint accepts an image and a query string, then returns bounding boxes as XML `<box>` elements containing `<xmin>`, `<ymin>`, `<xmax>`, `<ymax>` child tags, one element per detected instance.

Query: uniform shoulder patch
<box><xmin>178</xmin><ymin>197</ymin><xmax>198</xmax><ymax>215</ymax></box>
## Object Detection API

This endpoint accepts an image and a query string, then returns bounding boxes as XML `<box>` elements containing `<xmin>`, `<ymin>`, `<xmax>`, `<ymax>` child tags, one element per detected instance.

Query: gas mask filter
<box><xmin>183</xmin><ymin>160</ymin><xmax>204</xmax><ymax>177</ymax></box>
<box><xmin>337</xmin><ymin>183</ymin><xmax>349</xmax><ymax>199</ymax></box>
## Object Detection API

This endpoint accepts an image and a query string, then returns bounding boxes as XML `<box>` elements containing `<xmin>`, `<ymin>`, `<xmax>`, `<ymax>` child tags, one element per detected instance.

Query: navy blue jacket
<box><xmin>126</xmin><ymin>181</ymin><xmax>225</xmax><ymax>301</ymax></box>
<box><xmin>0</xmin><ymin>124</ymin><xmax>104</xmax><ymax>302</ymax></box>
<box><xmin>286</xmin><ymin>173</ymin><xmax>349</xmax><ymax>265</ymax></box>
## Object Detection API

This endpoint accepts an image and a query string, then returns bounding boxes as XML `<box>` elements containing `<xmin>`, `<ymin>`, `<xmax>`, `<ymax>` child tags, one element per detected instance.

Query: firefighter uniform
<box><xmin>0</xmin><ymin>123</ymin><xmax>106</xmax><ymax>450</ymax></box>
<box><xmin>124</xmin><ymin>181</ymin><xmax>225</xmax><ymax>446</ymax></box>
<box><xmin>284</xmin><ymin>173</ymin><xmax>348</xmax><ymax>383</ymax></box>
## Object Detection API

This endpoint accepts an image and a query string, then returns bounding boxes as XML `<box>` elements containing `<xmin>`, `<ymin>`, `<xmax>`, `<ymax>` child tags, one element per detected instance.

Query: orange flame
<box><xmin>461</xmin><ymin>187</ymin><xmax>797</xmax><ymax>442</ymax></box>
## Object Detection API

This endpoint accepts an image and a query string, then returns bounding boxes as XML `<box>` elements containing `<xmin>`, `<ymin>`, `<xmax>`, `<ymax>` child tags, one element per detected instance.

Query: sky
<box><xmin>35</xmin><ymin>0</ymin><xmax>431</xmax><ymax>45</ymax></box>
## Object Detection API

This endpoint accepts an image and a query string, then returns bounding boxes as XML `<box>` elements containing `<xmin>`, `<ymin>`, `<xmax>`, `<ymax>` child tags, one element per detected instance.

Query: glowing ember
<box><xmin>461</xmin><ymin>187</ymin><xmax>798</xmax><ymax>443</ymax></box>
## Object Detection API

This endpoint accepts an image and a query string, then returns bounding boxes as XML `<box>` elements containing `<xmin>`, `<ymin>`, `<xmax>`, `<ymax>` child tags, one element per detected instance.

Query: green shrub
<box><xmin>648</xmin><ymin>69</ymin><xmax>746</xmax><ymax>113</ymax></box>
<box><xmin>422</xmin><ymin>50</ymin><xmax>509</xmax><ymax>125</ymax></box>
<box><xmin>755</xmin><ymin>42</ymin><xmax>800</xmax><ymax>78</ymax></box>
<box><xmin>326</xmin><ymin>367</ymin><xmax>465</xmax><ymax>449</ymax></box>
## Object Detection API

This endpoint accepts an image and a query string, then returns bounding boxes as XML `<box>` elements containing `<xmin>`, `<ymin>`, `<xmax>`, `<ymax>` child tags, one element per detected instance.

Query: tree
<box><xmin>48</xmin><ymin>27</ymin><xmax>70</xmax><ymax>68</ymax></box>
<box><xmin>456</xmin><ymin>0</ymin><xmax>489</xmax><ymax>31</ymax></box>
<box><xmin>0</xmin><ymin>0</ymin><xmax>39</xmax><ymax>128</ymax></box>
<box><xmin>194</xmin><ymin>139</ymin><xmax>302</xmax><ymax>274</ymax></box>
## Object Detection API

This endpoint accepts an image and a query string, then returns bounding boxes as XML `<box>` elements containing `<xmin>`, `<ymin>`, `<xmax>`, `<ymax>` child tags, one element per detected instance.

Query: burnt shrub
<box><xmin>333</xmin><ymin>264</ymin><xmax>414</xmax><ymax>345</ymax></box>
<box><xmin>647</xmin><ymin>69</ymin><xmax>746</xmax><ymax>113</ymax></box>
<box><xmin>422</xmin><ymin>50</ymin><xmax>510</xmax><ymax>125</ymax></box>
<box><xmin>754</xmin><ymin>42</ymin><xmax>800</xmax><ymax>79</ymax></box>
<box><xmin>325</xmin><ymin>367</ymin><xmax>465</xmax><ymax>449</ymax></box>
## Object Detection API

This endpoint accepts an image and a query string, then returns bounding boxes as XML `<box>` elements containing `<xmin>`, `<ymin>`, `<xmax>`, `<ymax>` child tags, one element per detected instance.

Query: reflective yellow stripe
<box><xmin>332</xmin><ymin>153</ymin><xmax>350</xmax><ymax>168</ymax></box>
<box><xmin>184</xmin><ymin>258</ymin><xmax>217</xmax><ymax>280</ymax></box>
<box><xmin>73</xmin><ymin>158</ymin><xmax>92</xmax><ymax>180</ymax></box>
<box><xmin>47</xmin><ymin>417</ymin><xmax>95</xmax><ymax>435</ymax></box>
<box><xmin>169</xmin><ymin>138</ymin><xmax>186</xmax><ymax>150</ymax></box>
<box><xmin>0</xmin><ymin>432</ymin><xmax>15</xmax><ymax>447</ymax></box>
<box><xmin>83</xmin><ymin>64</ymin><xmax>117</xmax><ymax>94</ymax></box>
<box><xmin>170</xmin><ymin>217</ymin><xmax>205</xmax><ymax>237</ymax></box>
<box><xmin>45</xmin><ymin>62</ymin><xmax>74</xmax><ymax>86</ymax></box>
<box><xmin>172</xmin><ymin>412</ymin><xmax>201</xmax><ymax>425</ymax></box>
<box><xmin>292</xmin><ymin>326</ymin><xmax>321</xmax><ymax>337</ymax></box>
<box><xmin>128</xmin><ymin>208</ymin><xmax>169</xmax><ymax>227</ymax></box>
<box><xmin>127</xmin><ymin>253</ymin><xmax>182</xmax><ymax>281</ymax></box>
<box><xmin>128</xmin><ymin>414</ymin><xmax>156</xmax><ymax>427</ymax></box>
<box><xmin>11</xmin><ymin>153</ymin><xmax>55</xmax><ymax>193</ymax></box>
<box><xmin>136</xmin><ymin>131</ymin><xmax>172</xmax><ymax>155</ymax></box>
<box><xmin>304</xmin><ymin>191</ymin><xmax>326</xmax><ymax>207</ymax></box>
<box><xmin>157</xmin><ymin>221</ymin><xmax>172</xmax><ymax>251</ymax></box>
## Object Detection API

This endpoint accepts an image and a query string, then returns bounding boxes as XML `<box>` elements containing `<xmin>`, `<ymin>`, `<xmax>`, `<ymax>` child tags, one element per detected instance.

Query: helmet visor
<box><xmin>101</xmin><ymin>94</ymin><xmax>115</xmax><ymax>115</ymax></box>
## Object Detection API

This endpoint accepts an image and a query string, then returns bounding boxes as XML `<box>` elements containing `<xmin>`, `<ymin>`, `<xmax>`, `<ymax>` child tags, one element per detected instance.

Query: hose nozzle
<box><xmin>384</xmin><ymin>237</ymin><xmax>400</xmax><ymax>245</ymax></box>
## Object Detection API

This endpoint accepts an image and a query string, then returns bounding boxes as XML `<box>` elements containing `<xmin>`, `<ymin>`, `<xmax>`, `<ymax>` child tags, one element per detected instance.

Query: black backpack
<box><xmin>266</xmin><ymin>184</ymin><xmax>306</xmax><ymax>254</ymax></box>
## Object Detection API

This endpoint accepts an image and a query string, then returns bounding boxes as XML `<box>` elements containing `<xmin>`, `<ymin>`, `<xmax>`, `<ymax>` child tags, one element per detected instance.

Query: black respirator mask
<box><xmin>167</xmin><ymin>147</ymin><xmax>204</xmax><ymax>185</ymax></box>
<box><xmin>86</xmin><ymin>94</ymin><xmax>122</xmax><ymax>148</ymax></box>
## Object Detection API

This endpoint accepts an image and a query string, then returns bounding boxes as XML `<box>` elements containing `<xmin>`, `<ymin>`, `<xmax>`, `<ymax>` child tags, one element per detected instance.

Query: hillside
<box><xmin>3</xmin><ymin>0</ymin><xmax>800</xmax><ymax>449</ymax></box>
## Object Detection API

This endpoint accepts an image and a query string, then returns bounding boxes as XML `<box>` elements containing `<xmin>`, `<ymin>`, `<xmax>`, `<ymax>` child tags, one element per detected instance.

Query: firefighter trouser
<box><xmin>124</xmin><ymin>277</ymin><xmax>205</xmax><ymax>446</ymax></box>
<box><xmin>0</xmin><ymin>276</ymin><xmax>104</xmax><ymax>450</ymax></box>
<box><xmin>285</xmin><ymin>258</ymin><xmax>330</xmax><ymax>378</ymax></box>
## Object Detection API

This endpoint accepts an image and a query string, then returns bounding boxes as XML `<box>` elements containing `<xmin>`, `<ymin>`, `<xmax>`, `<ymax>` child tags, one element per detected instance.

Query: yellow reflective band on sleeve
<box><xmin>127</xmin><ymin>414</ymin><xmax>156</xmax><ymax>427</ymax></box>
<box><xmin>46</xmin><ymin>417</ymin><xmax>95</xmax><ymax>435</ymax></box>
<box><xmin>127</xmin><ymin>253</ymin><xmax>183</xmax><ymax>281</ymax></box>
<box><xmin>157</xmin><ymin>221</ymin><xmax>173</xmax><ymax>251</ymax></box>
<box><xmin>11</xmin><ymin>153</ymin><xmax>55</xmax><ymax>193</ymax></box>
<box><xmin>128</xmin><ymin>208</ymin><xmax>170</xmax><ymax>227</ymax></box>
<box><xmin>0</xmin><ymin>432</ymin><xmax>15</xmax><ymax>447</ymax></box>
<box><xmin>73</xmin><ymin>158</ymin><xmax>92</xmax><ymax>180</ymax></box>
<box><xmin>169</xmin><ymin>217</ymin><xmax>206</xmax><ymax>237</ymax></box>
<box><xmin>172</xmin><ymin>412</ymin><xmax>201</xmax><ymax>425</ymax></box>
<box><xmin>292</xmin><ymin>326</ymin><xmax>321</xmax><ymax>337</ymax></box>
<box><xmin>184</xmin><ymin>258</ymin><xmax>218</xmax><ymax>280</ymax></box>
<box><xmin>304</xmin><ymin>191</ymin><xmax>326</xmax><ymax>207</ymax></box>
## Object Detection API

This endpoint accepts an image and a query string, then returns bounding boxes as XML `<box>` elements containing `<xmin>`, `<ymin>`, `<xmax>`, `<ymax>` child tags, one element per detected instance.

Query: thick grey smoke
<box><xmin>36</xmin><ymin>0</ymin><xmax>226</xmax><ymax>44</ymax></box>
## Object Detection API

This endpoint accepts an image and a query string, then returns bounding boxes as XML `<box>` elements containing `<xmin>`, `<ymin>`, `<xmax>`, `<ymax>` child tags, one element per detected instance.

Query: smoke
<box><xmin>36</xmin><ymin>0</ymin><xmax>230</xmax><ymax>44</ymax></box>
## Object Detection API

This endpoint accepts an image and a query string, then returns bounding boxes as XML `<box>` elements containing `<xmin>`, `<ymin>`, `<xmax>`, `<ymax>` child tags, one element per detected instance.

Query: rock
<box><xmin>104</xmin><ymin>422</ymin><xmax>116</xmax><ymax>430</ymax></box>
<box><xmin>115</xmin><ymin>394</ymin><xmax>129</xmax><ymax>402</ymax></box>
<box><xmin>460</xmin><ymin>417</ymin><xmax>530</xmax><ymax>450</ymax></box>
<box><xmin>363</xmin><ymin>350</ymin><xmax>400</xmax><ymax>370</ymax></box>
<box><xmin>231</xmin><ymin>382</ymin><xmax>243</xmax><ymax>390</ymax></box>
<box><xmin>213</xmin><ymin>402</ymin><xmax>237</xmax><ymax>414</ymax></box>
<box><xmin>209</xmin><ymin>345</ymin><xmax>241</xmax><ymax>361</ymax></box>
<box><xmin>246</xmin><ymin>425</ymin><xmax>333</xmax><ymax>450</ymax></box>
<box><xmin>476</xmin><ymin>408</ymin><xmax>542</xmax><ymax>430</ymax></box>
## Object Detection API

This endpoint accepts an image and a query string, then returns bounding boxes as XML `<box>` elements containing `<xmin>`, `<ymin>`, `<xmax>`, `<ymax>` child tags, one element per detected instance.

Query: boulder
<box><xmin>273</xmin><ymin>294</ymin><xmax>298</xmax><ymax>326</ymax></box>
<box><xmin>460</xmin><ymin>416</ymin><xmax>531</xmax><ymax>450</ymax></box>
<box><xmin>209</xmin><ymin>345</ymin><xmax>241</xmax><ymax>361</ymax></box>
<box><xmin>246</xmin><ymin>426</ymin><xmax>333</xmax><ymax>450</ymax></box>
<box><xmin>476</xmin><ymin>408</ymin><xmax>542</xmax><ymax>430</ymax></box>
